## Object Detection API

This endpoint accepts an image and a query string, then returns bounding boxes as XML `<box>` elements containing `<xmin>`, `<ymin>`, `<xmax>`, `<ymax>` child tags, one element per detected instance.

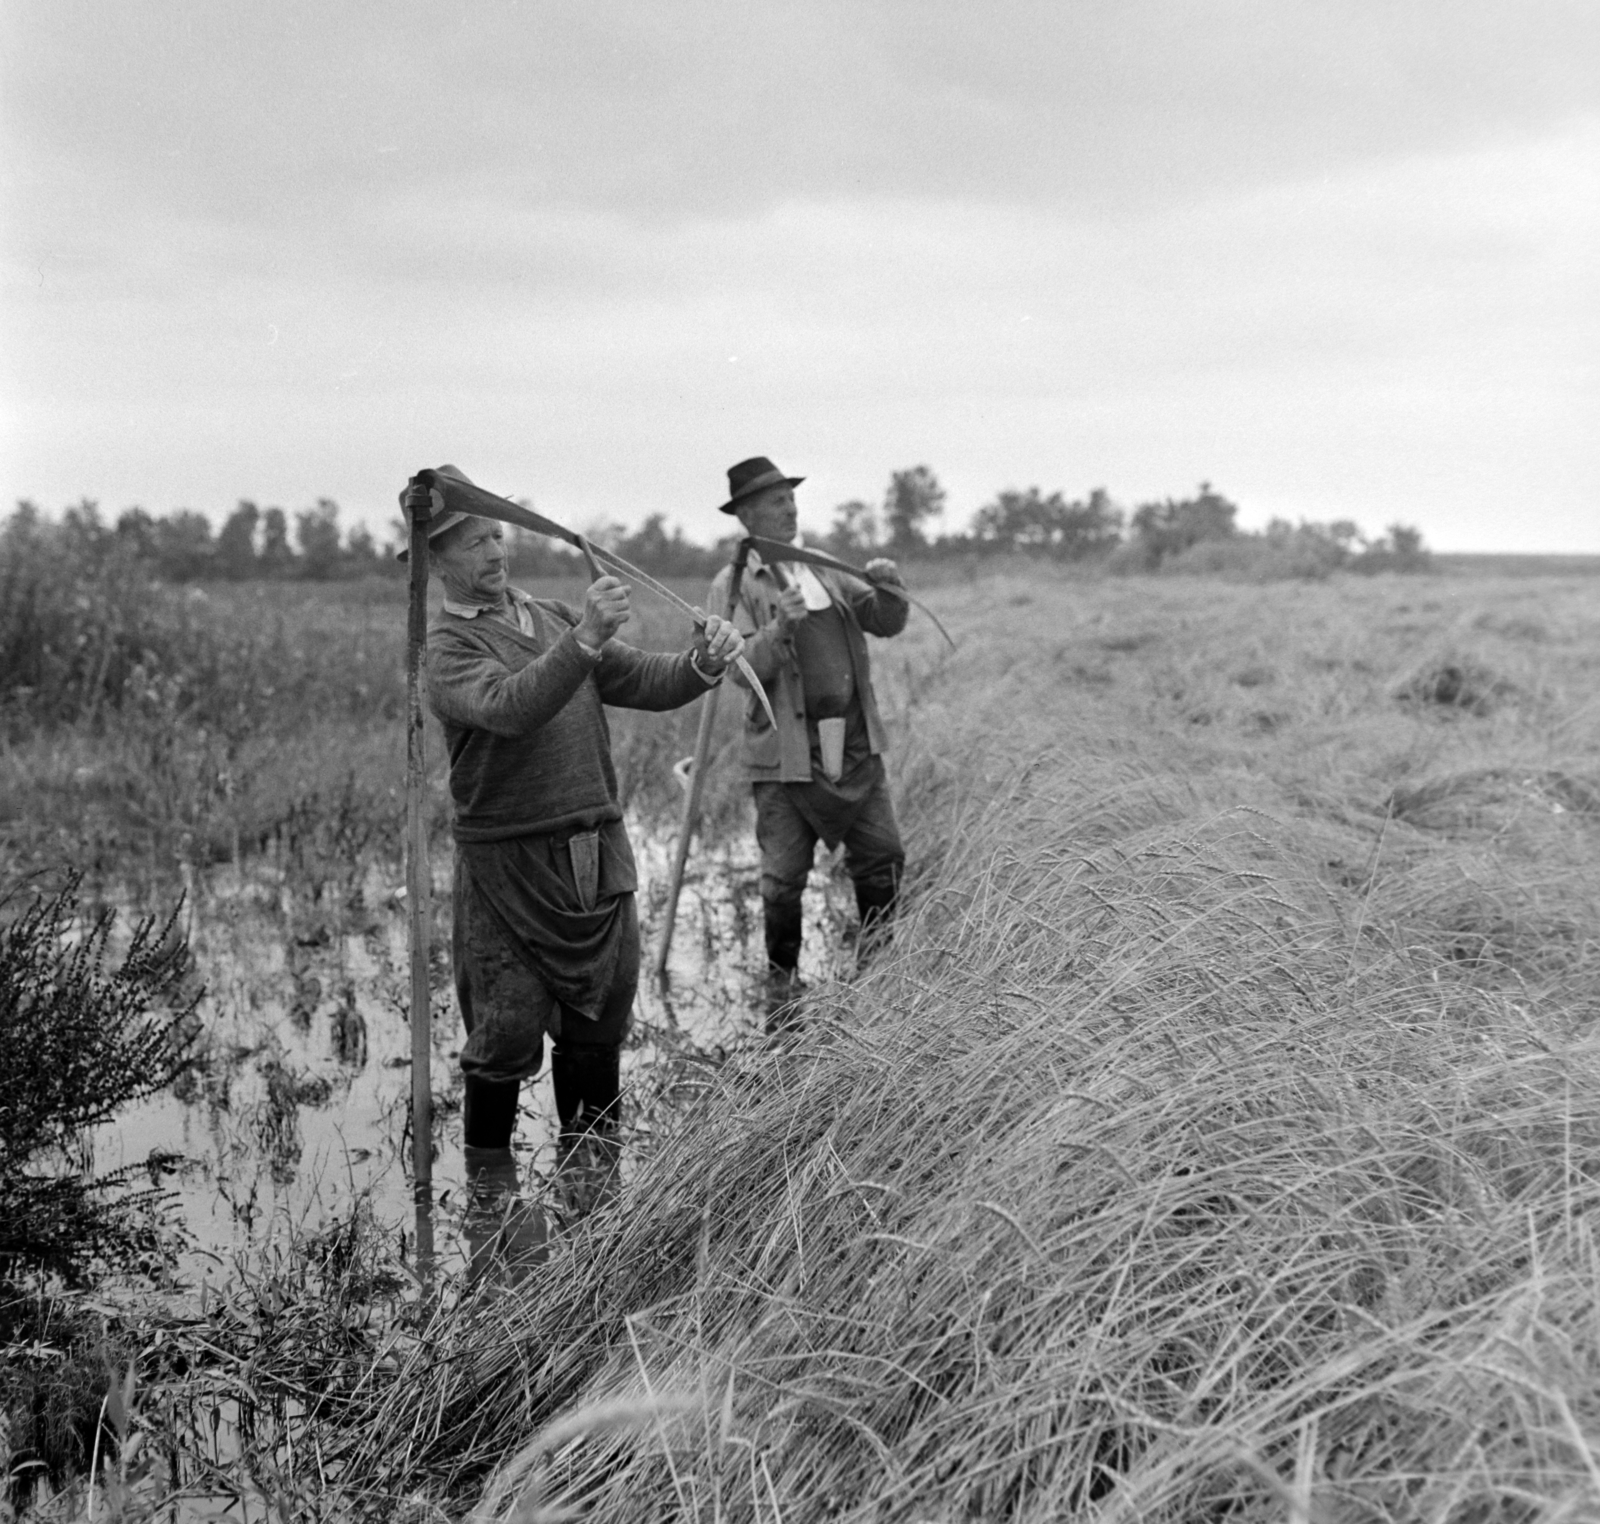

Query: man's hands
<box><xmin>864</xmin><ymin>557</ymin><xmax>904</xmax><ymax>587</ymax></box>
<box><xmin>692</xmin><ymin>614</ymin><xmax>746</xmax><ymax>675</ymax></box>
<box><xmin>773</xmin><ymin>585</ymin><xmax>809</xmax><ymax>632</ymax></box>
<box><xmin>575</xmin><ymin>575</ymin><xmax>631</xmax><ymax>653</ymax></box>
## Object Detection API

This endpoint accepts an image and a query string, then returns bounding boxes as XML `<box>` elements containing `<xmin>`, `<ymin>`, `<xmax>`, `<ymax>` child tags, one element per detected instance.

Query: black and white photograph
<box><xmin>3</xmin><ymin>2</ymin><xmax>1597</xmax><ymax>1517</ymax></box>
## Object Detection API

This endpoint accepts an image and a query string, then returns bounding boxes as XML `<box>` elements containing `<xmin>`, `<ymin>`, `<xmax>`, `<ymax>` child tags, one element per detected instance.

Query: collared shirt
<box><xmin>442</xmin><ymin>587</ymin><xmax>538</xmax><ymax>637</ymax></box>
<box><xmin>745</xmin><ymin>548</ymin><xmax>832</xmax><ymax>612</ymax></box>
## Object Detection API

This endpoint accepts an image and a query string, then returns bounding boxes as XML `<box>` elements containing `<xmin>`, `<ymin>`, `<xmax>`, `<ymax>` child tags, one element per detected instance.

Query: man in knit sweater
<box><xmin>708</xmin><ymin>457</ymin><xmax>909</xmax><ymax>1028</ymax></box>
<box><xmin>401</xmin><ymin>472</ymin><xmax>744</xmax><ymax>1274</ymax></box>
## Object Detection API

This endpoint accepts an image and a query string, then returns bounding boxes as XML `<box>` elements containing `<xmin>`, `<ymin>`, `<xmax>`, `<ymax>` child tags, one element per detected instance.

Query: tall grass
<box><xmin>10</xmin><ymin>565</ymin><xmax>1599</xmax><ymax>1519</ymax></box>
<box><xmin>0</xmin><ymin>563</ymin><xmax>731</xmax><ymax>889</ymax></box>
<box><xmin>318</xmin><ymin>570</ymin><xmax>1600</xmax><ymax>1521</ymax></box>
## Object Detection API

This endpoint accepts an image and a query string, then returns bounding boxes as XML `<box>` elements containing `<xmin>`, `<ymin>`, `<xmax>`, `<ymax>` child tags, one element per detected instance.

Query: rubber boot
<box><xmin>762</xmin><ymin>896</ymin><xmax>805</xmax><ymax>977</ymax></box>
<box><xmin>762</xmin><ymin>967</ymin><xmax>806</xmax><ymax>1039</ymax></box>
<box><xmin>463</xmin><ymin>1145</ymin><xmax>550</xmax><ymax>1287</ymax></box>
<box><xmin>852</xmin><ymin>871</ymin><xmax>900</xmax><ymax>971</ymax></box>
<box><xmin>551</xmin><ymin>1044</ymin><xmax>623</xmax><ymax>1225</ymax></box>
<box><xmin>761</xmin><ymin>895</ymin><xmax>806</xmax><ymax>1035</ymax></box>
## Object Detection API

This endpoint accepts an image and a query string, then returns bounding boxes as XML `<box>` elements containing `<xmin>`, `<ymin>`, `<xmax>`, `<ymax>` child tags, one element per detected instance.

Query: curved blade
<box><xmin>410</xmin><ymin>468</ymin><xmax>778</xmax><ymax>727</ymax></box>
<box><xmin>743</xmin><ymin>535</ymin><xmax>957</xmax><ymax>651</ymax></box>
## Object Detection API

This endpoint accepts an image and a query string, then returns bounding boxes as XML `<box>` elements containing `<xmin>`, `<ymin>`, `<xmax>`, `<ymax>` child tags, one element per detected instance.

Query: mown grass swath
<box><xmin>326</xmin><ymin>573</ymin><xmax>1600</xmax><ymax>1522</ymax></box>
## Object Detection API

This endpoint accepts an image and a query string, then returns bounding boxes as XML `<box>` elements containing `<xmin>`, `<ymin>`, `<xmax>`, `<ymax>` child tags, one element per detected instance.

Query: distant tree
<box><xmin>825</xmin><ymin>499</ymin><xmax>882</xmax><ymax>560</ymax></box>
<box><xmin>113</xmin><ymin>507</ymin><xmax>159</xmax><ymax>562</ymax></box>
<box><xmin>1352</xmin><ymin>522</ymin><xmax>1433</xmax><ymax>575</ymax></box>
<box><xmin>216</xmin><ymin>500</ymin><xmax>260</xmax><ymax>580</ymax></box>
<box><xmin>52</xmin><ymin>500</ymin><xmax>116</xmax><ymax>576</ymax></box>
<box><xmin>972</xmin><ymin>486</ymin><xmax>1123</xmax><ymax>559</ymax></box>
<box><xmin>259</xmin><ymin>507</ymin><xmax>295</xmax><ymax>578</ymax></box>
<box><xmin>150</xmin><ymin>510</ymin><xmax>216</xmax><ymax>581</ymax></box>
<box><xmin>1387</xmin><ymin>523</ymin><xmax>1426</xmax><ymax>559</ymax></box>
<box><xmin>883</xmin><ymin>466</ymin><xmax>946</xmax><ymax>554</ymax></box>
<box><xmin>345</xmin><ymin>522</ymin><xmax>379</xmax><ymax>572</ymax></box>
<box><xmin>611</xmin><ymin>513</ymin><xmax>722</xmax><ymax>578</ymax></box>
<box><xmin>1128</xmin><ymin>482</ymin><xmax>1239</xmax><ymax>568</ymax></box>
<box><xmin>295</xmin><ymin>499</ymin><xmax>343</xmax><ymax>580</ymax></box>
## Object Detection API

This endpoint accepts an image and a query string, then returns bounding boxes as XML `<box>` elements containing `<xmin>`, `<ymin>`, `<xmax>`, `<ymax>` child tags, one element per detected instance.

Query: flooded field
<box><xmin>98</xmin><ymin>812</ymin><xmax>856</xmax><ymax>1289</ymax></box>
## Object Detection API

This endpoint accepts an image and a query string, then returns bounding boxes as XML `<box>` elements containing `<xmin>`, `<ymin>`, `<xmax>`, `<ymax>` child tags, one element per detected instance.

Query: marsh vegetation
<box><xmin>4</xmin><ymin>555</ymin><xmax>1598</xmax><ymax>1520</ymax></box>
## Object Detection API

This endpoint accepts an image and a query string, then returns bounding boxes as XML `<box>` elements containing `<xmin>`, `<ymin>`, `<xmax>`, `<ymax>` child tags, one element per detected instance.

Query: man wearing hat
<box><xmin>400</xmin><ymin>469</ymin><xmax>745</xmax><ymax>1273</ymax></box>
<box><xmin>708</xmin><ymin>457</ymin><xmax>909</xmax><ymax>1023</ymax></box>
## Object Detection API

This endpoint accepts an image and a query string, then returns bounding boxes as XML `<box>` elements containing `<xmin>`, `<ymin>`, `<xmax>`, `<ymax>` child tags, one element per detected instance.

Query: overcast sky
<box><xmin>3</xmin><ymin>0</ymin><xmax>1596</xmax><ymax>552</ymax></box>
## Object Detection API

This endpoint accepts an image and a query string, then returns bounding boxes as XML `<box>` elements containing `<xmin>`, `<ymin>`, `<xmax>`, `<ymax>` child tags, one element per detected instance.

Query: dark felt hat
<box><xmin>718</xmin><ymin>456</ymin><xmax>804</xmax><ymax>515</ymax></box>
<box><xmin>395</xmin><ymin>463</ymin><xmax>476</xmax><ymax>560</ymax></box>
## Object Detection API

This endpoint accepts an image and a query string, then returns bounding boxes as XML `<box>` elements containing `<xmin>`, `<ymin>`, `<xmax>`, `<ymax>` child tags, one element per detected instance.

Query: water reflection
<box><xmin>102</xmin><ymin>814</ymin><xmax>856</xmax><ymax>1285</ymax></box>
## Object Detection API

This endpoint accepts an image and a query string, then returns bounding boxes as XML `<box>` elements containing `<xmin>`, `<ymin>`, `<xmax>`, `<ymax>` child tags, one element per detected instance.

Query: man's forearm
<box><xmin>594</xmin><ymin>645</ymin><xmax>708</xmax><ymax>711</ymax></box>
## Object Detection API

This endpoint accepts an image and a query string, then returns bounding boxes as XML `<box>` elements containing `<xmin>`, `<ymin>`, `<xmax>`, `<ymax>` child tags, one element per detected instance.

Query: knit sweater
<box><xmin>427</xmin><ymin>593</ymin><xmax>711</xmax><ymax>842</ymax></box>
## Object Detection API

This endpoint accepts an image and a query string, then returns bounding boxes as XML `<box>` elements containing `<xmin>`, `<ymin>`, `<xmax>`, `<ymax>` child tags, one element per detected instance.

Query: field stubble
<box><xmin>7</xmin><ymin>566</ymin><xmax>1600</xmax><ymax>1519</ymax></box>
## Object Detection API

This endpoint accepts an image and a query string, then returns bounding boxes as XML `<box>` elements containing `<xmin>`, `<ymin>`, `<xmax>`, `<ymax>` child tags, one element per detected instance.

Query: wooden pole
<box><xmin>654</xmin><ymin>542</ymin><xmax>751</xmax><ymax>985</ymax></box>
<box><xmin>405</xmin><ymin>501</ymin><xmax>435</xmax><ymax>1280</ymax></box>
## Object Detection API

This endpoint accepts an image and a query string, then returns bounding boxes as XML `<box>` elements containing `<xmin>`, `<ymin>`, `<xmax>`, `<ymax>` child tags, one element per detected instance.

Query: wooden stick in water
<box><xmin>654</xmin><ymin>540</ymin><xmax>753</xmax><ymax>986</ymax></box>
<box><xmin>404</xmin><ymin>503</ymin><xmax>435</xmax><ymax>1282</ymax></box>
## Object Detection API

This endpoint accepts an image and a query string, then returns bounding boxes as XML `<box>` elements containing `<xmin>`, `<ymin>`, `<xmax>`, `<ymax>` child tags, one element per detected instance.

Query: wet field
<box><xmin>99</xmin><ymin>813</ymin><xmax>856</xmax><ymax>1289</ymax></box>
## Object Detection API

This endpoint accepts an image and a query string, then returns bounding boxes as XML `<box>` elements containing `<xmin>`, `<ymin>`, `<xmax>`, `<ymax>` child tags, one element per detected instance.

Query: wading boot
<box><xmin>852</xmin><ymin>873</ymin><xmax>900</xmax><ymax>972</ymax></box>
<box><xmin>551</xmin><ymin>1043</ymin><xmax>623</xmax><ymax>1226</ymax></box>
<box><xmin>462</xmin><ymin>1145</ymin><xmax>550</xmax><ymax>1288</ymax></box>
<box><xmin>763</xmin><ymin>966</ymin><xmax>806</xmax><ymax>1039</ymax></box>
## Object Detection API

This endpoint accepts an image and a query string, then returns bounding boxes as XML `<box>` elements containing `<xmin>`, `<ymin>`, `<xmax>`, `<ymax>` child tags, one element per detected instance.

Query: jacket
<box><xmin>708</xmin><ymin>552</ymin><xmax>908</xmax><ymax>784</ymax></box>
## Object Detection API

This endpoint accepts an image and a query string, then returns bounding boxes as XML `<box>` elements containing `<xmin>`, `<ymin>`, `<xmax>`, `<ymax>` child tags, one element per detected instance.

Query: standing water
<box><xmin>99</xmin><ymin>812</ymin><xmax>858</xmax><ymax>1289</ymax></box>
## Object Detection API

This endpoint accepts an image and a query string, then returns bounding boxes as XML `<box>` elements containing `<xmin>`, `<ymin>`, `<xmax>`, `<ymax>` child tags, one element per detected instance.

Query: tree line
<box><xmin>6</xmin><ymin>468</ymin><xmax>1430</xmax><ymax>583</ymax></box>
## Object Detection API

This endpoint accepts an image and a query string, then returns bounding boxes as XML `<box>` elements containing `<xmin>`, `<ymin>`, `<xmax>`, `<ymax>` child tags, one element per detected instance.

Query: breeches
<box><xmin>453</xmin><ymin>884</ymin><xmax>638</xmax><ymax>1085</ymax></box>
<box><xmin>753</xmin><ymin>771</ymin><xmax>904</xmax><ymax>969</ymax></box>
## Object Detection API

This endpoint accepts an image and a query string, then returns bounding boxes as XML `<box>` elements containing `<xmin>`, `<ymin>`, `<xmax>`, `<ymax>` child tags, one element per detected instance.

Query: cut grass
<box><xmin>320</xmin><ymin>571</ymin><xmax>1600</xmax><ymax>1521</ymax></box>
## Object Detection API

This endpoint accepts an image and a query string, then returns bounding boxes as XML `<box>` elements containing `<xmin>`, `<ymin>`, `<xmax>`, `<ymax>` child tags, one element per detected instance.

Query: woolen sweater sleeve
<box><xmin>593</xmin><ymin>643</ymin><xmax>707</xmax><ymax>711</ymax></box>
<box><xmin>427</xmin><ymin>623</ymin><xmax>598</xmax><ymax>737</ymax></box>
<box><xmin>839</xmin><ymin>572</ymin><xmax>911</xmax><ymax>638</ymax></box>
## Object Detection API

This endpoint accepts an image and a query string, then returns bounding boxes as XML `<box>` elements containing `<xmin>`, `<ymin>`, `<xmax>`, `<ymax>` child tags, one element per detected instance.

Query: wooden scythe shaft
<box><xmin>404</xmin><ymin>508</ymin><xmax>435</xmax><ymax>1279</ymax></box>
<box><xmin>653</xmin><ymin>545</ymin><xmax>752</xmax><ymax>984</ymax></box>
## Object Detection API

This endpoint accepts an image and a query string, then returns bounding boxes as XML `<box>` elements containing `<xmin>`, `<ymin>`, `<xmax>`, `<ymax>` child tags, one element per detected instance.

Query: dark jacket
<box><xmin>708</xmin><ymin>553</ymin><xmax>908</xmax><ymax>784</ymax></box>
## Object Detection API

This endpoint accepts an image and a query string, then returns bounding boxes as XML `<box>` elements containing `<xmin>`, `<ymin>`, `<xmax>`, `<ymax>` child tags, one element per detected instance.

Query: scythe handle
<box><xmin>654</xmin><ymin>544</ymin><xmax>752</xmax><ymax>985</ymax></box>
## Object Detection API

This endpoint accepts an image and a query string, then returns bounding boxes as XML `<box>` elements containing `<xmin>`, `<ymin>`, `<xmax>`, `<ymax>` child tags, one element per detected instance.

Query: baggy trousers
<box><xmin>752</xmin><ymin>766</ymin><xmax>904</xmax><ymax>973</ymax></box>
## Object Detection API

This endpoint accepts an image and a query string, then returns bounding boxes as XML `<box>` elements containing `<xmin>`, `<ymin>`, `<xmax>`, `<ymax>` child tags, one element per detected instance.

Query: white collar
<box><xmin>443</xmin><ymin>587</ymin><xmax>530</xmax><ymax>622</ymax></box>
<box><xmin>748</xmin><ymin>547</ymin><xmax>831</xmax><ymax>610</ymax></box>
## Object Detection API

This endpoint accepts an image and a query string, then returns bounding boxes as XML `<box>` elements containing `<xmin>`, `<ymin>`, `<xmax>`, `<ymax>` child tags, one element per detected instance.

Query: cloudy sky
<box><xmin>3</xmin><ymin>0</ymin><xmax>1595</xmax><ymax>552</ymax></box>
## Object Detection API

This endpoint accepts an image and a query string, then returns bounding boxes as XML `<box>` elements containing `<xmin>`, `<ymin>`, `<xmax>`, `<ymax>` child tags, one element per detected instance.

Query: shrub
<box><xmin>1</xmin><ymin>875</ymin><xmax>197</xmax><ymax>1500</ymax></box>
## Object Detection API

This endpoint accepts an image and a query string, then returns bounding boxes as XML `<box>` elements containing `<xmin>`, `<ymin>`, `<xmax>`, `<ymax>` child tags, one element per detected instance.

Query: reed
<box><xmin>320</xmin><ymin>571</ymin><xmax>1600</xmax><ymax>1522</ymax></box>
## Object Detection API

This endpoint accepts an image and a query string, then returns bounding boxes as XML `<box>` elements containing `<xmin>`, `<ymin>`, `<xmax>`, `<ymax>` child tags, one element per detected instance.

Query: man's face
<box><xmin>431</xmin><ymin>517</ymin><xmax>507</xmax><ymax>603</ymax></box>
<box><xmin>737</xmin><ymin>484</ymin><xmax>798</xmax><ymax>544</ymax></box>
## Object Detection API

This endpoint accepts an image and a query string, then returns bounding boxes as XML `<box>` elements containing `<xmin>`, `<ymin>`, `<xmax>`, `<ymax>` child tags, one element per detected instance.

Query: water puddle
<box><xmin>97</xmin><ymin>813</ymin><xmax>857</xmax><ymax>1288</ymax></box>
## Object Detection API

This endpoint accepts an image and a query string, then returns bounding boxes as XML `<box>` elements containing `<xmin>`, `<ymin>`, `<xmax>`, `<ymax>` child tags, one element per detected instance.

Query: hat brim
<box><xmin>395</xmin><ymin>463</ymin><xmax>481</xmax><ymax>559</ymax></box>
<box><xmin>394</xmin><ymin>508</ymin><xmax>470</xmax><ymax>561</ymax></box>
<box><xmin>718</xmin><ymin>472</ymin><xmax>805</xmax><ymax>514</ymax></box>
